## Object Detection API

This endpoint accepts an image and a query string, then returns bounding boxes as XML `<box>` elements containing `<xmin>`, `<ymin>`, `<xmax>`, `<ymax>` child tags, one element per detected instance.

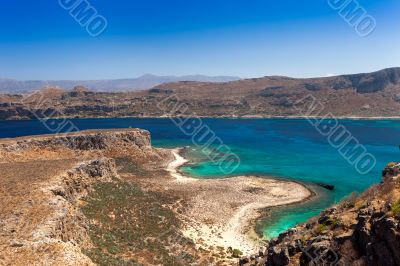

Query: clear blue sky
<box><xmin>0</xmin><ymin>0</ymin><xmax>399</xmax><ymax>80</ymax></box>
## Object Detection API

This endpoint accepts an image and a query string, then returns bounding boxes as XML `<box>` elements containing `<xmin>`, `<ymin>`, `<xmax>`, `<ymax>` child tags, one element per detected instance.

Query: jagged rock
<box><xmin>369</xmin><ymin>217</ymin><xmax>400</xmax><ymax>266</ymax></box>
<box><xmin>266</xmin><ymin>246</ymin><xmax>289</xmax><ymax>266</ymax></box>
<box><xmin>382</xmin><ymin>164</ymin><xmax>400</xmax><ymax>180</ymax></box>
<box><xmin>249</xmin><ymin>164</ymin><xmax>400</xmax><ymax>266</ymax></box>
<box><xmin>239</xmin><ymin>257</ymin><xmax>250</xmax><ymax>265</ymax></box>
<box><xmin>318</xmin><ymin>215</ymin><xmax>333</xmax><ymax>225</ymax></box>
<box><xmin>299</xmin><ymin>240</ymin><xmax>339</xmax><ymax>266</ymax></box>
<box><xmin>0</xmin><ymin>129</ymin><xmax>151</xmax><ymax>153</ymax></box>
<box><xmin>287</xmin><ymin>242</ymin><xmax>297</xmax><ymax>256</ymax></box>
<box><xmin>305</xmin><ymin>223</ymin><xmax>313</xmax><ymax>229</ymax></box>
<box><xmin>333</xmin><ymin>232</ymin><xmax>353</xmax><ymax>244</ymax></box>
<box><xmin>9</xmin><ymin>240</ymin><xmax>23</xmax><ymax>247</ymax></box>
<box><xmin>0</xmin><ymin>129</ymin><xmax>161</xmax><ymax>266</ymax></box>
<box><xmin>259</xmin><ymin>247</ymin><xmax>266</xmax><ymax>257</ymax></box>
<box><xmin>354</xmin><ymin>214</ymin><xmax>372</xmax><ymax>255</ymax></box>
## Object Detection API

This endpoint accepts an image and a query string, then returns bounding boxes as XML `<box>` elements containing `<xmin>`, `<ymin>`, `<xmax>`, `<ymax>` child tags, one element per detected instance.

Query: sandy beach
<box><xmin>166</xmin><ymin>149</ymin><xmax>312</xmax><ymax>255</ymax></box>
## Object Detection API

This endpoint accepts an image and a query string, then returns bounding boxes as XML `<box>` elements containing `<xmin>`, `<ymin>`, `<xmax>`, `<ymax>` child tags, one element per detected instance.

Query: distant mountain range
<box><xmin>0</xmin><ymin>74</ymin><xmax>241</xmax><ymax>93</ymax></box>
<box><xmin>1</xmin><ymin>67</ymin><xmax>400</xmax><ymax>119</ymax></box>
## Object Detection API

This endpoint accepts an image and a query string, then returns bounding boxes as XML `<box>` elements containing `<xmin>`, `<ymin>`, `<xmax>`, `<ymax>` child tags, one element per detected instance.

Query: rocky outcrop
<box><xmin>0</xmin><ymin>158</ymin><xmax>119</xmax><ymax>266</ymax></box>
<box><xmin>241</xmin><ymin>163</ymin><xmax>400</xmax><ymax>266</ymax></box>
<box><xmin>35</xmin><ymin>158</ymin><xmax>118</xmax><ymax>246</ymax></box>
<box><xmin>343</xmin><ymin>67</ymin><xmax>400</xmax><ymax>93</ymax></box>
<box><xmin>0</xmin><ymin>129</ymin><xmax>151</xmax><ymax>152</ymax></box>
<box><xmin>382</xmin><ymin>163</ymin><xmax>400</xmax><ymax>181</ymax></box>
<box><xmin>0</xmin><ymin>129</ymin><xmax>167</xmax><ymax>266</ymax></box>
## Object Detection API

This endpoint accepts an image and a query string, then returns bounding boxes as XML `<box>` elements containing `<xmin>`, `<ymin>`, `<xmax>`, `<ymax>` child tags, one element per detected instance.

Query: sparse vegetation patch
<box><xmin>81</xmin><ymin>181</ymin><xmax>196</xmax><ymax>266</ymax></box>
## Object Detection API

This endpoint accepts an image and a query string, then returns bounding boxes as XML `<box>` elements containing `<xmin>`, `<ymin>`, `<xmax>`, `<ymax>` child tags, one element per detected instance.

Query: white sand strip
<box><xmin>165</xmin><ymin>148</ymin><xmax>313</xmax><ymax>255</ymax></box>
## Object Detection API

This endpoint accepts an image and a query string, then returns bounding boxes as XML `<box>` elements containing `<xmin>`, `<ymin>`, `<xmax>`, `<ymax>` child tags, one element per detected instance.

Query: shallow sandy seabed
<box><xmin>166</xmin><ymin>149</ymin><xmax>312</xmax><ymax>254</ymax></box>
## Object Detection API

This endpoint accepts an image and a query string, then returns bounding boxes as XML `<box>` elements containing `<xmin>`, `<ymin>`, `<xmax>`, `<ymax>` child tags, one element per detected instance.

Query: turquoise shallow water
<box><xmin>0</xmin><ymin>118</ymin><xmax>399</xmax><ymax>238</ymax></box>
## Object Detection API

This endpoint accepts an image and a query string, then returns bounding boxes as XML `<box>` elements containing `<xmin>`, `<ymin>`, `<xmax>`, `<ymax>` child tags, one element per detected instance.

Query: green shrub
<box><xmin>342</xmin><ymin>192</ymin><xmax>358</xmax><ymax>209</ymax></box>
<box><xmin>327</xmin><ymin>217</ymin><xmax>339</xmax><ymax>228</ymax></box>
<box><xmin>316</xmin><ymin>224</ymin><xmax>327</xmax><ymax>234</ymax></box>
<box><xmin>232</xmin><ymin>249</ymin><xmax>242</xmax><ymax>258</ymax></box>
<box><xmin>392</xmin><ymin>198</ymin><xmax>400</xmax><ymax>216</ymax></box>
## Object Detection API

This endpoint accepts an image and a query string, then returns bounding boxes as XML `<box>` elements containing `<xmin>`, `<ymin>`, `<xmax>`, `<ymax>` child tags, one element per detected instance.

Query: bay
<box><xmin>1</xmin><ymin>118</ymin><xmax>399</xmax><ymax>238</ymax></box>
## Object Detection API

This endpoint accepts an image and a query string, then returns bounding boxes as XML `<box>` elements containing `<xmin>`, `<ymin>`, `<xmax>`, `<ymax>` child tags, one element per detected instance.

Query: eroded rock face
<box><xmin>382</xmin><ymin>163</ymin><xmax>400</xmax><ymax>181</ymax></box>
<box><xmin>266</xmin><ymin>246</ymin><xmax>290</xmax><ymax>266</ymax></box>
<box><xmin>365</xmin><ymin>216</ymin><xmax>400</xmax><ymax>266</ymax></box>
<box><xmin>0</xmin><ymin>129</ymin><xmax>151</xmax><ymax>152</ymax></box>
<box><xmin>0</xmin><ymin>129</ymin><xmax>165</xmax><ymax>266</ymax></box>
<box><xmin>0</xmin><ymin>158</ymin><xmax>118</xmax><ymax>266</ymax></box>
<box><xmin>260</xmin><ymin>209</ymin><xmax>400</xmax><ymax>266</ymax></box>
<box><xmin>238</xmin><ymin>163</ymin><xmax>400</xmax><ymax>266</ymax></box>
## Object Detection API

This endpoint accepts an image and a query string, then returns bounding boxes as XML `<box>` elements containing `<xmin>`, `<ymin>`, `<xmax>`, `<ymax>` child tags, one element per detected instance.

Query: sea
<box><xmin>1</xmin><ymin>118</ymin><xmax>399</xmax><ymax>238</ymax></box>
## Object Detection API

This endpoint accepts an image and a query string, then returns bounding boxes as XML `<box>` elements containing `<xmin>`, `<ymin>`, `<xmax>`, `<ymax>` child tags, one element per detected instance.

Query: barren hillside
<box><xmin>0</xmin><ymin>68</ymin><xmax>400</xmax><ymax>120</ymax></box>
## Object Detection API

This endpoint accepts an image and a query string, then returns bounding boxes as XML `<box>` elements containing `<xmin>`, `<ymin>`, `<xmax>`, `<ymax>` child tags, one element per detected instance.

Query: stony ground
<box><xmin>243</xmin><ymin>163</ymin><xmax>400</xmax><ymax>266</ymax></box>
<box><xmin>0</xmin><ymin>129</ymin><xmax>316</xmax><ymax>266</ymax></box>
<box><xmin>0</xmin><ymin>129</ymin><xmax>201</xmax><ymax>265</ymax></box>
<box><xmin>3</xmin><ymin>129</ymin><xmax>397</xmax><ymax>266</ymax></box>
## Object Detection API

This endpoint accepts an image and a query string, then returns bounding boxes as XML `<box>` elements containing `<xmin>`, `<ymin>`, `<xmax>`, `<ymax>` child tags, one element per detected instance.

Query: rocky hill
<box><xmin>0</xmin><ymin>67</ymin><xmax>400</xmax><ymax>120</ymax></box>
<box><xmin>241</xmin><ymin>163</ymin><xmax>400</xmax><ymax>266</ymax></box>
<box><xmin>0</xmin><ymin>74</ymin><xmax>240</xmax><ymax>93</ymax></box>
<box><xmin>0</xmin><ymin>129</ymin><xmax>313</xmax><ymax>266</ymax></box>
<box><xmin>0</xmin><ymin>129</ymin><xmax>179</xmax><ymax>265</ymax></box>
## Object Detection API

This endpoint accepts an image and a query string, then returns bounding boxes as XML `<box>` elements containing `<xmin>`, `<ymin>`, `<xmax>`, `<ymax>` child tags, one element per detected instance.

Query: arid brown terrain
<box><xmin>0</xmin><ymin>129</ymin><xmax>312</xmax><ymax>266</ymax></box>
<box><xmin>1</xmin><ymin>68</ymin><xmax>400</xmax><ymax>120</ymax></box>
<box><xmin>0</xmin><ymin>129</ymin><xmax>185</xmax><ymax>265</ymax></box>
<box><xmin>1</xmin><ymin>129</ymin><xmax>399</xmax><ymax>266</ymax></box>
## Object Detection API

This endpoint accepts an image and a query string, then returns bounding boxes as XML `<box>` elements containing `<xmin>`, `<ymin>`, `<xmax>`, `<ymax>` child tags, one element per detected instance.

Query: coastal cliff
<box><xmin>0</xmin><ymin>129</ymin><xmax>173</xmax><ymax>265</ymax></box>
<box><xmin>241</xmin><ymin>163</ymin><xmax>400</xmax><ymax>266</ymax></box>
<box><xmin>1</xmin><ymin>129</ymin><xmax>399</xmax><ymax>265</ymax></box>
<box><xmin>0</xmin><ymin>129</ymin><xmax>312</xmax><ymax>265</ymax></box>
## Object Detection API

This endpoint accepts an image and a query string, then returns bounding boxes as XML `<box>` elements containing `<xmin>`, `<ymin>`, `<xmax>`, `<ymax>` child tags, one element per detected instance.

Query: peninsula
<box><xmin>0</xmin><ymin>129</ymin><xmax>310</xmax><ymax>265</ymax></box>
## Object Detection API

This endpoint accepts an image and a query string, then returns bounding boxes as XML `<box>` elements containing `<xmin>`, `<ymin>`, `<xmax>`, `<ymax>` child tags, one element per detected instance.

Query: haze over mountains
<box><xmin>0</xmin><ymin>74</ymin><xmax>241</xmax><ymax>93</ymax></box>
<box><xmin>1</xmin><ymin>67</ymin><xmax>400</xmax><ymax>119</ymax></box>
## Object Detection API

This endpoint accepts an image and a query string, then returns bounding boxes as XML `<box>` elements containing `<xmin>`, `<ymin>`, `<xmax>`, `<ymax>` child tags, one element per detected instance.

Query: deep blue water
<box><xmin>1</xmin><ymin>118</ymin><xmax>399</xmax><ymax>238</ymax></box>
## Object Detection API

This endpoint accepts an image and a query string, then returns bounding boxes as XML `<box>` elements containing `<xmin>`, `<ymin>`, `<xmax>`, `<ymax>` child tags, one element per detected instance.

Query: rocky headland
<box><xmin>0</xmin><ymin>129</ymin><xmax>312</xmax><ymax>265</ymax></box>
<box><xmin>240</xmin><ymin>163</ymin><xmax>400</xmax><ymax>266</ymax></box>
<box><xmin>1</xmin><ymin>129</ymin><xmax>399</xmax><ymax>265</ymax></box>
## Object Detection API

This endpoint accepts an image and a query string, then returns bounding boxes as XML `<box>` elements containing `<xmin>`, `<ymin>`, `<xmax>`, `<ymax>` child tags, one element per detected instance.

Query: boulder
<box><xmin>239</xmin><ymin>257</ymin><xmax>250</xmax><ymax>266</ymax></box>
<box><xmin>299</xmin><ymin>240</ymin><xmax>339</xmax><ymax>266</ymax></box>
<box><xmin>266</xmin><ymin>246</ymin><xmax>290</xmax><ymax>266</ymax></box>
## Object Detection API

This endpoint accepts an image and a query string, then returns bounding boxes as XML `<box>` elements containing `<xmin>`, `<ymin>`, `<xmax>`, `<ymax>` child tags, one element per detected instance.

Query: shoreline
<box><xmin>2</xmin><ymin>115</ymin><xmax>400</xmax><ymax>123</ymax></box>
<box><xmin>165</xmin><ymin>148</ymin><xmax>193</xmax><ymax>182</ymax></box>
<box><xmin>166</xmin><ymin>148</ymin><xmax>314</xmax><ymax>255</ymax></box>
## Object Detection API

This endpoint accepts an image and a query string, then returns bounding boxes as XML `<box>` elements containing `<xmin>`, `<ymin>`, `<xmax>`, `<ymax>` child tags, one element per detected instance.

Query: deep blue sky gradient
<box><xmin>0</xmin><ymin>0</ymin><xmax>399</xmax><ymax>79</ymax></box>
